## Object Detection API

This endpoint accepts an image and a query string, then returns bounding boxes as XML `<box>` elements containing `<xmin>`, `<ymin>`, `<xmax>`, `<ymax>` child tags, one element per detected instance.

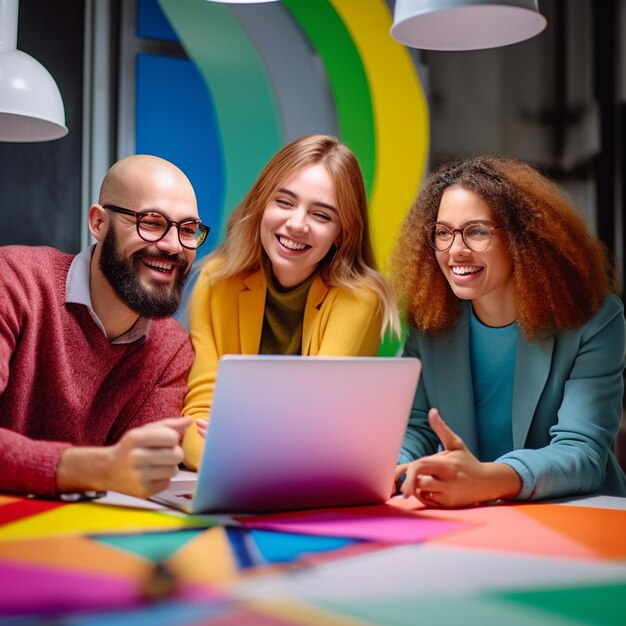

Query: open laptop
<box><xmin>152</xmin><ymin>355</ymin><xmax>421</xmax><ymax>514</ymax></box>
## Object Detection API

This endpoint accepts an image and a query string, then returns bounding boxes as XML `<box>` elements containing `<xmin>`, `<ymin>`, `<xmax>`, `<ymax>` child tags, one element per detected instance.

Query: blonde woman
<box><xmin>182</xmin><ymin>135</ymin><xmax>398</xmax><ymax>469</ymax></box>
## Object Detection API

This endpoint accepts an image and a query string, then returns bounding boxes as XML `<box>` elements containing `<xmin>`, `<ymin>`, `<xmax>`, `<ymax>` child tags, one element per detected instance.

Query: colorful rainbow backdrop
<box><xmin>137</xmin><ymin>0</ymin><xmax>429</xmax><ymax>350</ymax></box>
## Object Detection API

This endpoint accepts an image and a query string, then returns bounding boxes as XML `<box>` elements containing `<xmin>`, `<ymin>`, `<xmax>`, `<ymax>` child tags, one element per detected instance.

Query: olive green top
<box><xmin>259</xmin><ymin>263</ymin><xmax>318</xmax><ymax>355</ymax></box>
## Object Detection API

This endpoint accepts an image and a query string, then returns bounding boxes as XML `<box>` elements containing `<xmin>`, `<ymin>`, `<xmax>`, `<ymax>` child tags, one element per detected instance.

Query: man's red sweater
<box><xmin>0</xmin><ymin>246</ymin><xmax>194</xmax><ymax>496</ymax></box>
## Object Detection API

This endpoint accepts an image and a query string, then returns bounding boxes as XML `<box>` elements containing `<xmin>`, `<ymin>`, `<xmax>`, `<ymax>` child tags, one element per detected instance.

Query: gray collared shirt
<box><xmin>65</xmin><ymin>245</ymin><xmax>151</xmax><ymax>344</ymax></box>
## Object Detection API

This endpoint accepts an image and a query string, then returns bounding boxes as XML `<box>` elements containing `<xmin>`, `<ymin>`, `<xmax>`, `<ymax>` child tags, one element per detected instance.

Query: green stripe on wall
<box><xmin>282</xmin><ymin>0</ymin><xmax>376</xmax><ymax>197</ymax></box>
<box><xmin>157</xmin><ymin>0</ymin><xmax>282</xmax><ymax>241</ymax></box>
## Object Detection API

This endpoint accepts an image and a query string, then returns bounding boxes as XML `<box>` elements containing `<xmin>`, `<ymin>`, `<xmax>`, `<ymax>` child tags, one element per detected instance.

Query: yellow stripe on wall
<box><xmin>329</xmin><ymin>0</ymin><xmax>430</xmax><ymax>270</ymax></box>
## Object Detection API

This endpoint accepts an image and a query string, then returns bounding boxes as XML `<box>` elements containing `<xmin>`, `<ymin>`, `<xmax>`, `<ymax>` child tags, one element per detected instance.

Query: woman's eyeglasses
<box><xmin>103</xmin><ymin>205</ymin><xmax>209</xmax><ymax>250</ymax></box>
<box><xmin>427</xmin><ymin>221</ymin><xmax>503</xmax><ymax>252</ymax></box>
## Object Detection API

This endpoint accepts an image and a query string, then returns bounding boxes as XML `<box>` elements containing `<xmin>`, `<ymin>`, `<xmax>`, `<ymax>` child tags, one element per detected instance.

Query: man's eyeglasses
<box><xmin>103</xmin><ymin>205</ymin><xmax>209</xmax><ymax>250</ymax></box>
<box><xmin>427</xmin><ymin>221</ymin><xmax>503</xmax><ymax>252</ymax></box>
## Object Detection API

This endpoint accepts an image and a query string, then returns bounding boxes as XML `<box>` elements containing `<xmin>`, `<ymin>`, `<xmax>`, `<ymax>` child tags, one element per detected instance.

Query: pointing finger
<box><xmin>428</xmin><ymin>408</ymin><xmax>466</xmax><ymax>452</ymax></box>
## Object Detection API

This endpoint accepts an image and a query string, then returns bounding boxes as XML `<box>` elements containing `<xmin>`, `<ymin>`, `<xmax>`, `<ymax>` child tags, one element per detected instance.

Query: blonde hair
<box><xmin>205</xmin><ymin>134</ymin><xmax>399</xmax><ymax>336</ymax></box>
<box><xmin>392</xmin><ymin>155</ymin><xmax>616</xmax><ymax>341</ymax></box>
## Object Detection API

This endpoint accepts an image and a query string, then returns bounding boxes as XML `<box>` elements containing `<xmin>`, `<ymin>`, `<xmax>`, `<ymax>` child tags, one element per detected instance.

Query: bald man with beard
<box><xmin>0</xmin><ymin>155</ymin><xmax>210</xmax><ymax>499</ymax></box>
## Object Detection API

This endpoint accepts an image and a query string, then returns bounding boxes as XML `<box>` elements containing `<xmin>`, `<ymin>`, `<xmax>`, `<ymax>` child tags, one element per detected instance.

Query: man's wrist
<box><xmin>56</xmin><ymin>446</ymin><xmax>111</xmax><ymax>493</ymax></box>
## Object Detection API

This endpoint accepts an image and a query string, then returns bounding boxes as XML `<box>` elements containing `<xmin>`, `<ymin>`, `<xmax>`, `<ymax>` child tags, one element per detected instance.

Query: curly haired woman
<box><xmin>393</xmin><ymin>155</ymin><xmax>626</xmax><ymax>507</ymax></box>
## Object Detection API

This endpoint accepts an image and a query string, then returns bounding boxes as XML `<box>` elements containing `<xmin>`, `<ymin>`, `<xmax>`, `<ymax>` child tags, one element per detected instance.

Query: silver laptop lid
<box><xmin>193</xmin><ymin>355</ymin><xmax>421</xmax><ymax>513</ymax></box>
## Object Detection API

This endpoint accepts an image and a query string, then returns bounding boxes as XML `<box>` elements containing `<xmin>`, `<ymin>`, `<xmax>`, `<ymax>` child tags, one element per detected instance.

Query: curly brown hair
<box><xmin>391</xmin><ymin>155</ymin><xmax>617</xmax><ymax>341</ymax></box>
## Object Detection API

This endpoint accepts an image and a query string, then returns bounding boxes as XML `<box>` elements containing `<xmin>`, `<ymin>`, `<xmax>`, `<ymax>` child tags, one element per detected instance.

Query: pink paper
<box><xmin>236</xmin><ymin>504</ymin><xmax>469</xmax><ymax>543</ymax></box>
<box><xmin>0</xmin><ymin>559</ymin><xmax>220</xmax><ymax>616</ymax></box>
<box><xmin>0</xmin><ymin>559</ymin><xmax>141</xmax><ymax>615</ymax></box>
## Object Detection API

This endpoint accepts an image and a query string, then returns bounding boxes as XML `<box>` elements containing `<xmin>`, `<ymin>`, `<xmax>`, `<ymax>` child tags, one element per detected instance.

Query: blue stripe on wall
<box><xmin>137</xmin><ymin>0</ymin><xmax>178</xmax><ymax>41</ymax></box>
<box><xmin>136</xmin><ymin>53</ymin><xmax>224</xmax><ymax>257</ymax></box>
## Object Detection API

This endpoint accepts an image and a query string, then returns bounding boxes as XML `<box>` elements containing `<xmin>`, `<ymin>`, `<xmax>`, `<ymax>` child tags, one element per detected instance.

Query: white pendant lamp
<box><xmin>391</xmin><ymin>0</ymin><xmax>547</xmax><ymax>51</ymax></box>
<box><xmin>0</xmin><ymin>0</ymin><xmax>67</xmax><ymax>142</ymax></box>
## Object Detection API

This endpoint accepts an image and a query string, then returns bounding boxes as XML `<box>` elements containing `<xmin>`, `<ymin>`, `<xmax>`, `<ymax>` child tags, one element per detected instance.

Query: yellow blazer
<box><xmin>182</xmin><ymin>260</ymin><xmax>383</xmax><ymax>469</ymax></box>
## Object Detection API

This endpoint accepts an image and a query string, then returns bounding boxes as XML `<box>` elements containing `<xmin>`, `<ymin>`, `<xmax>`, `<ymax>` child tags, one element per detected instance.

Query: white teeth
<box><xmin>145</xmin><ymin>260</ymin><xmax>173</xmax><ymax>271</ymax></box>
<box><xmin>279</xmin><ymin>236</ymin><xmax>307</xmax><ymax>250</ymax></box>
<box><xmin>451</xmin><ymin>266</ymin><xmax>481</xmax><ymax>275</ymax></box>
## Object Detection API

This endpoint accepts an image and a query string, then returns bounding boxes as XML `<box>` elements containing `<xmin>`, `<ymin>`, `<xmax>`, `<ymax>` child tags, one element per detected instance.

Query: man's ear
<box><xmin>88</xmin><ymin>205</ymin><xmax>108</xmax><ymax>241</ymax></box>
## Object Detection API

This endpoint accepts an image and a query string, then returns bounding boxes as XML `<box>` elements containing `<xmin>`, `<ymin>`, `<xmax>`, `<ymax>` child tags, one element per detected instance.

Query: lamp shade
<box><xmin>390</xmin><ymin>0</ymin><xmax>547</xmax><ymax>51</ymax></box>
<box><xmin>0</xmin><ymin>49</ymin><xmax>67</xmax><ymax>141</ymax></box>
<box><xmin>0</xmin><ymin>0</ymin><xmax>67</xmax><ymax>142</ymax></box>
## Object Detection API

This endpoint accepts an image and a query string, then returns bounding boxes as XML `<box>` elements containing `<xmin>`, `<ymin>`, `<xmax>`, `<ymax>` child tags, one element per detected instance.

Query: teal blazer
<box><xmin>400</xmin><ymin>294</ymin><xmax>626</xmax><ymax>500</ymax></box>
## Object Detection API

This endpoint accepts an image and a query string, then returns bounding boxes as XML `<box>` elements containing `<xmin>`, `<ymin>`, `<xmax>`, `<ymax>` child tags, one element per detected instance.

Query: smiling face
<box><xmin>259</xmin><ymin>163</ymin><xmax>341</xmax><ymax>288</ymax></box>
<box><xmin>98</xmin><ymin>222</ymin><xmax>189</xmax><ymax>318</ymax></box>
<box><xmin>92</xmin><ymin>155</ymin><xmax>199</xmax><ymax>318</ymax></box>
<box><xmin>435</xmin><ymin>186</ymin><xmax>517</xmax><ymax>326</ymax></box>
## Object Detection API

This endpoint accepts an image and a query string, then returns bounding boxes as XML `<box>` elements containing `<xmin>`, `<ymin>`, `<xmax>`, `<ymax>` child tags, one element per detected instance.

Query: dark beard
<box><xmin>98</xmin><ymin>226</ymin><xmax>188</xmax><ymax>318</ymax></box>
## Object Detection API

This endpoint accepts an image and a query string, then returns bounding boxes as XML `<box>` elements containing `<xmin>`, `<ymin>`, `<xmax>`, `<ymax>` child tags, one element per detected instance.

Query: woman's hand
<box><xmin>194</xmin><ymin>418</ymin><xmax>208</xmax><ymax>440</ymax></box>
<box><xmin>400</xmin><ymin>408</ymin><xmax>522</xmax><ymax>507</ymax></box>
<box><xmin>391</xmin><ymin>463</ymin><xmax>410</xmax><ymax>496</ymax></box>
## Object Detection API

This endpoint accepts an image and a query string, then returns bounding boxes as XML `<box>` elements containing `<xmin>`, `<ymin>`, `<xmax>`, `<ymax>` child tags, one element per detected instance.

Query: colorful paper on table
<box><xmin>0</xmin><ymin>497</ymin><xmax>64</xmax><ymax>527</ymax></box>
<box><xmin>236</xmin><ymin>504</ymin><xmax>469</xmax><ymax>543</ymax></box>
<box><xmin>0</xmin><ymin>535</ymin><xmax>150</xmax><ymax>577</ymax></box>
<box><xmin>59</xmin><ymin>601</ymin><xmax>229</xmax><ymax>626</ymax></box>
<box><xmin>402</xmin><ymin>505</ymin><xmax>595</xmax><ymax>559</ymax></box>
<box><xmin>58</xmin><ymin>599</ymin><xmax>362</xmax><ymax>626</ymax></box>
<box><xmin>236</xmin><ymin>540</ymin><xmax>626</xmax><ymax>603</ymax></box>
<box><xmin>222</xmin><ymin>527</ymin><xmax>358</xmax><ymax>567</ymax></box>
<box><xmin>167</xmin><ymin>526</ymin><xmax>241</xmax><ymax>585</ymax></box>
<box><xmin>0</xmin><ymin>500</ymin><xmax>214</xmax><ymax>541</ymax></box>
<box><xmin>94</xmin><ymin>529</ymin><xmax>205</xmax><ymax>562</ymax></box>
<box><xmin>401</xmin><ymin>502</ymin><xmax>625</xmax><ymax>560</ymax></box>
<box><xmin>0</xmin><ymin>495</ymin><xmax>21</xmax><ymax>505</ymax></box>
<box><xmin>167</xmin><ymin>526</ymin><xmax>327</xmax><ymax>587</ymax></box>
<box><xmin>385</xmin><ymin>495</ymin><xmax>424</xmax><ymax>512</ymax></box>
<box><xmin>0</xmin><ymin>559</ymin><xmax>145</xmax><ymax>616</ymax></box>
<box><xmin>316</xmin><ymin>593</ymin><xmax>575</xmax><ymax>626</ymax></box>
<box><xmin>296</xmin><ymin>541</ymin><xmax>394</xmax><ymax>568</ymax></box>
<box><xmin>0</xmin><ymin>558</ymin><xmax>224</xmax><ymax>617</ymax></box>
<box><xmin>240</xmin><ymin>599</ymin><xmax>374</xmax><ymax>626</ymax></box>
<box><xmin>200</xmin><ymin>607</ymin><xmax>350</xmax><ymax>626</ymax></box>
<box><xmin>516</xmin><ymin>503</ymin><xmax>626</xmax><ymax>559</ymax></box>
<box><xmin>496</xmin><ymin>580</ymin><xmax>626</xmax><ymax>626</ymax></box>
<box><xmin>249</xmin><ymin>529</ymin><xmax>358</xmax><ymax>564</ymax></box>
